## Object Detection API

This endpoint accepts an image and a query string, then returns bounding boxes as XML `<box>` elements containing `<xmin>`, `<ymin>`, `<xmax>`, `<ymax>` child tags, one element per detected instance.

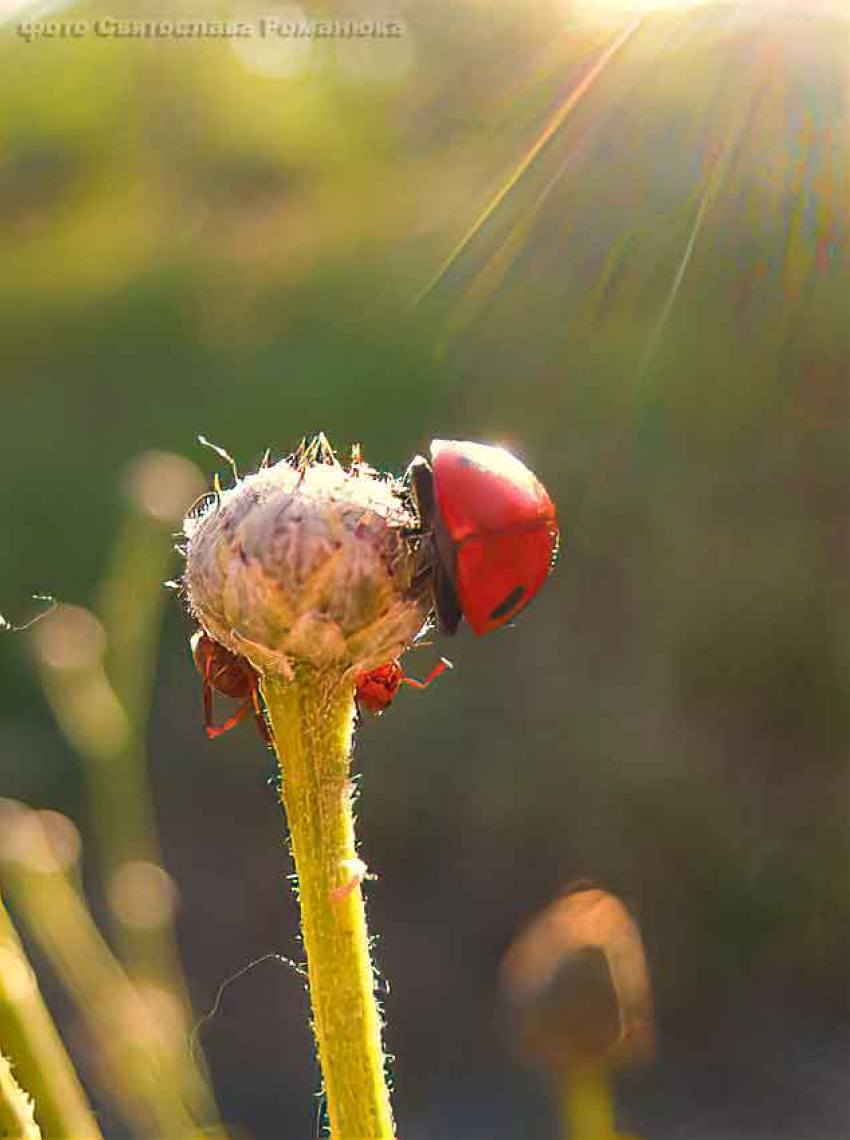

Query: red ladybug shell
<box><xmin>356</xmin><ymin>661</ymin><xmax>404</xmax><ymax>714</ymax></box>
<box><xmin>430</xmin><ymin>440</ymin><xmax>558</xmax><ymax>636</ymax></box>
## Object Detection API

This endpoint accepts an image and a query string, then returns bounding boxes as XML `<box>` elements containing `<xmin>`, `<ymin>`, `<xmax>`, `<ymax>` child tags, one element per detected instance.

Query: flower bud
<box><xmin>182</xmin><ymin>439</ymin><xmax>431</xmax><ymax>678</ymax></box>
<box><xmin>500</xmin><ymin>887</ymin><xmax>655</xmax><ymax>1073</ymax></box>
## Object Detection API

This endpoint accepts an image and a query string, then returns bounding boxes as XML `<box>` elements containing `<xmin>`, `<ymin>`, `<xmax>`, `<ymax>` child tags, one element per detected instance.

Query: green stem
<box><xmin>558</xmin><ymin>1066</ymin><xmax>618</xmax><ymax>1140</ymax></box>
<box><xmin>261</xmin><ymin>670</ymin><xmax>394</xmax><ymax>1139</ymax></box>
<box><xmin>0</xmin><ymin>894</ymin><xmax>103</xmax><ymax>1140</ymax></box>
<box><xmin>0</xmin><ymin>1051</ymin><xmax>41</xmax><ymax>1140</ymax></box>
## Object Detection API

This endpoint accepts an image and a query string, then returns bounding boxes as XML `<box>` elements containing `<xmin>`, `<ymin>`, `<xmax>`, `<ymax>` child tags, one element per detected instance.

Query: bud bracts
<box><xmin>182</xmin><ymin>443</ymin><xmax>430</xmax><ymax>679</ymax></box>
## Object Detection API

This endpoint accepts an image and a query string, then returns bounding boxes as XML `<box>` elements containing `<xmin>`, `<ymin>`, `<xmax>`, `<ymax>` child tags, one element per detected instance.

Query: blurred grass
<box><xmin>0</xmin><ymin>881</ymin><xmax>103</xmax><ymax>1140</ymax></box>
<box><xmin>29</xmin><ymin>450</ymin><xmax>219</xmax><ymax>1128</ymax></box>
<box><xmin>1</xmin><ymin>808</ymin><xmax>204</xmax><ymax>1136</ymax></box>
<box><xmin>0</xmin><ymin>1048</ymin><xmax>41</xmax><ymax>1140</ymax></box>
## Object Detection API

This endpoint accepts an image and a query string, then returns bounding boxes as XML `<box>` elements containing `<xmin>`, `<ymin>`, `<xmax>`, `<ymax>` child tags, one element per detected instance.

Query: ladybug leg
<box><xmin>409</xmin><ymin>553</ymin><xmax>434</xmax><ymax>590</ymax></box>
<box><xmin>250</xmin><ymin>683</ymin><xmax>274</xmax><ymax>746</ymax></box>
<box><xmin>401</xmin><ymin>657</ymin><xmax>452</xmax><ymax>690</ymax></box>
<box><xmin>205</xmin><ymin>698</ymin><xmax>253</xmax><ymax>740</ymax></box>
<box><xmin>330</xmin><ymin>857</ymin><xmax>368</xmax><ymax>903</ymax></box>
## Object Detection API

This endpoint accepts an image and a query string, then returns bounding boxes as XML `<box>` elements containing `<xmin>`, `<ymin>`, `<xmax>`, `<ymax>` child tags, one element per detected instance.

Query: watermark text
<box><xmin>17</xmin><ymin>16</ymin><xmax>406</xmax><ymax>42</ymax></box>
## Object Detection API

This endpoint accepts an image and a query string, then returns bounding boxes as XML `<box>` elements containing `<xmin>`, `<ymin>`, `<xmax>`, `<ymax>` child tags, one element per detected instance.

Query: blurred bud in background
<box><xmin>500</xmin><ymin>885</ymin><xmax>654</xmax><ymax>1139</ymax></box>
<box><xmin>32</xmin><ymin>605</ymin><xmax>106</xmax><ymax>674</ymax></box>
<box><xmin>36</xmin><ymin>811</ymin><xmax>83</xmax><ymax>874</ymax></box>
<box><xmin>108</xmin><ymin>860</ymin><xmax>180</xmax><ymax>932</ymax></box>
<box><xmin>0</xmin><ymin>804</ymin><xmax>83</xmax><ymax>895</ymax></box>
<box><xmin>121</xmin><ymin>450</ymin><xmax>207</xmax><ymax>526</ymax></box>
<box><xmin>30</xmin><ymin>606</ymin><xmax>130</xmax><ymax>761</ymax></box>
<box><xmin>501</xmin><ymin>885</ymin><xmax>654</xmax><ymax>1072</ymax></box>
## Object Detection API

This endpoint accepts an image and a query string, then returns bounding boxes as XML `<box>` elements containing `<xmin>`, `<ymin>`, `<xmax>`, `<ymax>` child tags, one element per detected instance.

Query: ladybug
<box><xmin>355</xmin><ymin>658</ymin><xmax>451</xmax><ymax>715</ymax></box>
<box><xmin>191</xmin><ymin>630</ymin><xmax>272</xmax><ymax>745</ymax></box>
<box><xmin>407</xmin><ymin>440</ymin><xmax>558</xmax><ymax>636</ymax></box>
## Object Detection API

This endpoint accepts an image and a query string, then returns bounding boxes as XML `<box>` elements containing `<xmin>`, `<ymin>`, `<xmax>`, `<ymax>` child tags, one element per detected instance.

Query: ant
<box><xmin>191</xmin><ymin>630</ymin><xmax>272</xmax><ymax>745</ymax></box>
<box><xmin>192</xmin><ymin>632</ymin><xmax>450</xmax><ymax>743</ymax></box>
<box><xmin>355</xmin><ymin>658</ymin><xmax>451</xmax><ymax>716</ymax></box>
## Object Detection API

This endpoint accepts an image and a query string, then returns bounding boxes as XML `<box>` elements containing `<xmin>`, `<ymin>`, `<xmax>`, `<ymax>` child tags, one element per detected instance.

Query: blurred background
<box><xmin>0</xmin><ymin>0</ymin><xmax>847</xmax><ymax>1137</ymax></box>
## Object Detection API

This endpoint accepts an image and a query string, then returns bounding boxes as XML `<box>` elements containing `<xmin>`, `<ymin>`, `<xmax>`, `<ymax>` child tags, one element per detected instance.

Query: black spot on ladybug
<box><xmin>457</xmin><ymin>456</ymin><xmax>474</xmax><ymax>467</ymax></box>
<box><xmin>490</xmin><ymin>585</ymin><xmax>525</xmax><ymax>621</ymax></box>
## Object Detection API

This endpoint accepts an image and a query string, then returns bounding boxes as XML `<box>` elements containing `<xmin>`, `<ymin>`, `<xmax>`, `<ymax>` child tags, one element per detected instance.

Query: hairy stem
<box><xmin>262</xmin><ymin>670</ymin><xmax>394</xmax><ymax>1139</ymax></box>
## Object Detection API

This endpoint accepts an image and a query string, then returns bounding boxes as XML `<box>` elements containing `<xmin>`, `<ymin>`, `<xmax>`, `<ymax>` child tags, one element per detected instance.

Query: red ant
<box><xmin>191</xmin><ymin>630</ymin><xmax>272</xmax><ymax>745</ymax></box>
<box><xmin>355</xmin><ymin>658</ymin><xmax>451</xmax><ymax>716</ymax></box>
<box><xmin>192</xmin><ymin>631</ymin><xmax>450</xmax><ymax>743</ymax></box>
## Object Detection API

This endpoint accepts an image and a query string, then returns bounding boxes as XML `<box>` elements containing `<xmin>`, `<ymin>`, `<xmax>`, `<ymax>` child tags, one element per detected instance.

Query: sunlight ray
<box><xmin>413</xmin><ymin>11</ymin><xmax>647</xmax><ymax>306</ymax></box>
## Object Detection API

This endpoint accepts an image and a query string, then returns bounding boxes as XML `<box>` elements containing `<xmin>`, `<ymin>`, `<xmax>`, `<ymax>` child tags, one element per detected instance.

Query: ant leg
<box><xmin>202</xmin><ymin>678</ymin><xmax>214</xmax><ymax>735</ymax></box>
<box><xmin>401</xmin><ymin>658</ymin><xmax>452</xmax><ymax>690</ymax></box>
<box><xmin>205</xmin><ymin>698</ymin><xmax>253</xmax><ymax>740</ymax></box>
<box><xmin>250</xmin><ymin>685</ymin><xmax>274</xmax><ymax>746</ymax></box>
<box><xmin>201</xmin><ymin>654</ymin><xmax>248</xmax><ymax>739</ymax></box>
